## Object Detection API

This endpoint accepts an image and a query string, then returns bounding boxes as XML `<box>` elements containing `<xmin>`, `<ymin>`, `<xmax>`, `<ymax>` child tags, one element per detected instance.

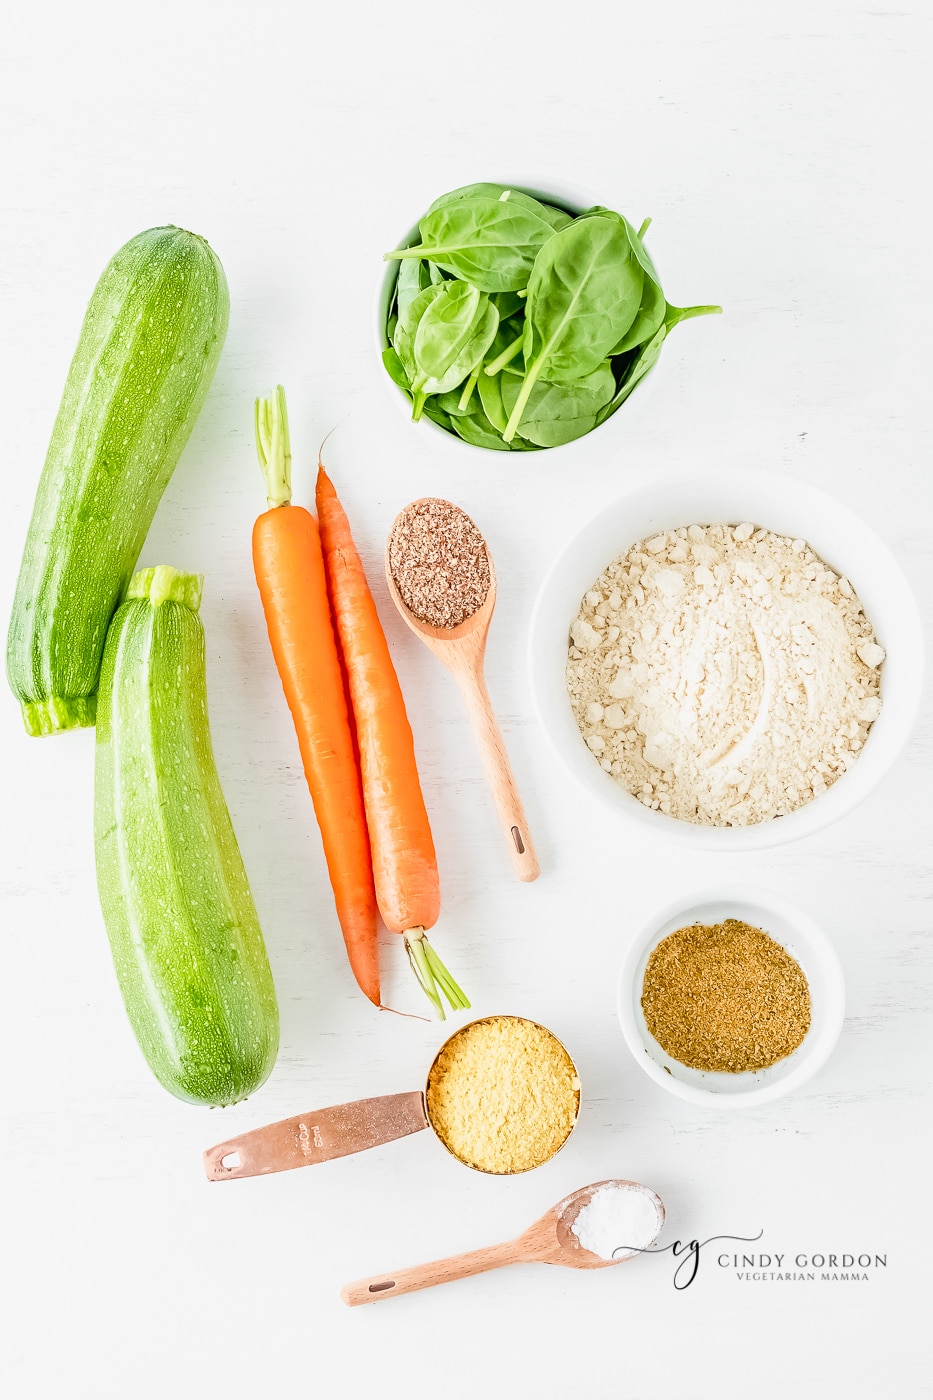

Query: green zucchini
<box><xmin>7</xmin><ymin>226</ymin><xmax>229</xmax><ymax>736</ymax></box>
<box><xmin>94</xmin><ymin>566</ymin><xmax>279</xmax><ymax>1107</ymax></box>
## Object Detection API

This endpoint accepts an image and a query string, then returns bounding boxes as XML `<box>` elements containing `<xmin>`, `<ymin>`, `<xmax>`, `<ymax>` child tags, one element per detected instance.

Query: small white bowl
<box><xmin>528</xmin><ymin>466</ymin><xmax>924</xmax><ymax>850</ymax></box>
<box><xmin>617</xmin><ymin>886</ymin><xmax>845</xmax><ymax>1106</ymax></box>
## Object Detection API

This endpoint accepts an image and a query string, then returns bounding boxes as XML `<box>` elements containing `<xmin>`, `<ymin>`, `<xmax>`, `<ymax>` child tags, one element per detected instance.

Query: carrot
<box><xmin>316</xmin><ymin>462</ymin><xmax>469</xmax><ymax>1019</ymax></box>
<box><xmin>253</xmin><ymin>387</ymin><xmax>380</xmax><ymax>1005</ymax></box>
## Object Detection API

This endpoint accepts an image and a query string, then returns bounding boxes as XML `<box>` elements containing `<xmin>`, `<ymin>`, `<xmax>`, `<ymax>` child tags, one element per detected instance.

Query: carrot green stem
<box><xmin>255</xmin><ymin>384</ymin><xmax>292</xmax><ymax>508</ymax></box>
<box><xmin>404</xmin><ymin>928</ymin><xmax>471</xmax><ymax>1021</ymax></box>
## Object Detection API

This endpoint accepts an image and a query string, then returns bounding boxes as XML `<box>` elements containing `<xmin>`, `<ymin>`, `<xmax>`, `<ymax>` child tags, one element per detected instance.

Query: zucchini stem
<box><xmin>128</xmin><ymin>566</ymin><xmax>203</xmax><ymax>612</ymax></box>
<box><xmin>255</xmin><ymin>384</ymin><xmax>292</xmax><ymax>509</ymax></box>
<box><xmin>404</xmin><ymin>927</ymin><xmax>471</xmax><ymax>1021</ymax></box>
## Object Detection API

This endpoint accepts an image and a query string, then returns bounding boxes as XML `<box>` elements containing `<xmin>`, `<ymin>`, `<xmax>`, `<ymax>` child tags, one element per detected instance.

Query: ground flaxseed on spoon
<box><xmin>389</xmin><ymin>498</ymin><xmax>490</xmax><ymax>629</ymax></box>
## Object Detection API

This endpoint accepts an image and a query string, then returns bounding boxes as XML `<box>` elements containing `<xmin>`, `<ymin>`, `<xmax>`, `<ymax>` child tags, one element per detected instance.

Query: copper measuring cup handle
<box><xmin>202</xmin><ymin>1091</ymin><xmax>428</xmax><ymax>1181</ymax></box>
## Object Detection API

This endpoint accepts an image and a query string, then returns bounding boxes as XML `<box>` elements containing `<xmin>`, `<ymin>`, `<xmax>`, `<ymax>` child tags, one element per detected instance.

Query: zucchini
<box><xmin>94</xmin><ymin>566</ymin><xmax>279</xmax><ymax>1107</ymax></box>
<box><xmin>7</xmin><ymin>226</ymin><xmax>229</xmax><ymax>736</ymax></box>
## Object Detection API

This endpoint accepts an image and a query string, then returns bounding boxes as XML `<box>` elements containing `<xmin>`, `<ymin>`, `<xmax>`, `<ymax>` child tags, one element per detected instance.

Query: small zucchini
<box><xmin>7</xmin><ymin>226</ymin><xmax>229</xmax><ymax>736</ymax></box>
<box><xmin>94</xmin><ymin>566</ymin><xmax>279</xmax><ymax>1107</ymax></box>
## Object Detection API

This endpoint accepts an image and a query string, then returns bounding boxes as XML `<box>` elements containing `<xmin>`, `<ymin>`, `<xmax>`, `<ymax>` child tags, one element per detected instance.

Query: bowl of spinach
<box><xmin>380</xmin><ymin>181</ymin><xmax>721</xmax><ymax>452</ymax></box>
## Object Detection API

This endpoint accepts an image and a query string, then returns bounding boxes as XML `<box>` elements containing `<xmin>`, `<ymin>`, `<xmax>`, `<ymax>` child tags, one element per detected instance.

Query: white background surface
<box><xmin>2</xmin><ymin>3</ymin><xmax>931</xmax><ymax>1397</ymax></box>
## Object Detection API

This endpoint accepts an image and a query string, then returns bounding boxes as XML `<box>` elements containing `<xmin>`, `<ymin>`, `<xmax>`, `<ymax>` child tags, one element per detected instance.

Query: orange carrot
<box><xmin>316</xmin><ymin>462</ymin><xmax>469</xmax><ymax>1019</ymax></box>
<box><xmin>253</xmin><ymin>388</ymin><xmax>380</xmax><ymax>1005</ymax></box>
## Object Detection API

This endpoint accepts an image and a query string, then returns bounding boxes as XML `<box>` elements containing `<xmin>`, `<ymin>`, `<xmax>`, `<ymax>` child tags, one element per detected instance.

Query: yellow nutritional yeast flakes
<box><xmin>426</xmin><ymin>1015</ymin><xmax>581</xmax><ymax>1174</ymax></box>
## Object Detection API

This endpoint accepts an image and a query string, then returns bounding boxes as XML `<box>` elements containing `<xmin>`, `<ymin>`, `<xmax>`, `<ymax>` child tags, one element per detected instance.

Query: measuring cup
<box><xmin>203</xmin><ymin>1015</ymin><xmax>581</xmax><ymax>1181</ymax></box>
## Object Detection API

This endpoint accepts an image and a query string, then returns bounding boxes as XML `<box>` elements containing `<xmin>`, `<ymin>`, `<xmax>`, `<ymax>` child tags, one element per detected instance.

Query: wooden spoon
<box><xmin>385</xmin><ymin>514</ymin><xmax>539</xmax><ymax>882</ymax></box>
<box><xmin>341</xmin><ymin>1179</ymin><xmax>664</xmax><ymax>1305</ymax></box>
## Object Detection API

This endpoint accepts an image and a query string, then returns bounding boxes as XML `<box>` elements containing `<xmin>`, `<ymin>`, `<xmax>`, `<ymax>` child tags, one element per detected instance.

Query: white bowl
<box><xmin>375</xmin><ymin>176</ymin><xmax>655</xmax><ymax>453</ymax></box>
<box><xmin>617</xmin><ymin>886</ymin><xmax>845</xmax><ymax>1106</ymax></box>
<box><xmin>528</xmin><ymin>467</ymin><xmax>924</xmax><ymax>850</ymax></box>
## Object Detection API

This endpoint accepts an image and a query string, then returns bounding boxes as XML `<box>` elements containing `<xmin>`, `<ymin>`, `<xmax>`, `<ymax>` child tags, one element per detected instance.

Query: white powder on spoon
<box><xmin>571</xmin><ymin>1183</ymin><xmax>661</xmax><ymax>1260</ymax></box>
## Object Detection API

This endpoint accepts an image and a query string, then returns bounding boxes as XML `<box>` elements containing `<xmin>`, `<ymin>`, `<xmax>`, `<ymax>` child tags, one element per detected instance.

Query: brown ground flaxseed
<box><xmin>640</xmin><ymin>919</ymin><xmax>811</xmax><ymax>1073</ymax></box>
<box><xmin>388</xmin><ymin>498</ymin><xmax>490</xmax><ymax>629</ymax></box>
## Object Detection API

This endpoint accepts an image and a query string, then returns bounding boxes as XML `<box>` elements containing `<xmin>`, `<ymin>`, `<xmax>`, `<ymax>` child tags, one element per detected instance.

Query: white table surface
<box><xmin>2</xmin><ymin>3</ymin><xmax>931</xmax><ymax>1396</ymax></box>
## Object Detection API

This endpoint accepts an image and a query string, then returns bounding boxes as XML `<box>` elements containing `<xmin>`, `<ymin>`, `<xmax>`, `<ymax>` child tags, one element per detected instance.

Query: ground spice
<box><xmin>641</xmin><ymin>919</ymin><xmax>811</xmax><ymax>1072</ymax></box>
<box><xmin>388</xmin><ymin>498</ymin><xmax>490</xmax><ymax>629</ymax></box>
<box><xmin>425</xmin><ymin>1015</ymin><xmax>580</xmax><ymax>1174</ymax></box>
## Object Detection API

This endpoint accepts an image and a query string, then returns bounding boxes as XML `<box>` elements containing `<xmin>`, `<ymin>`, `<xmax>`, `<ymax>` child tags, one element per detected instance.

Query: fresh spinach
<box><xmin>450</xmin><ymin>408</ymin><xmax>513</xmax><ymax>451</ymax></box>
<box><xmin>382</xmin><ymin>183</ymin><xmax>719</xmax><ymax>450</ymax></box>
<box><xmin>426</xmin><ymin>183</ymin><xmax>573</xmax><ymax>232</ymax></box>
<box><xmin>382</xmin><ymin>345</ymin><xmax>412</xmax><ymax>391</ymax></box>
<box><xmin>395</xmin><ymin>256</ymin><xmax>428</xmax><ymax>320</ymax></box>
<box><xmin>612</xmin><ymin>274</ymin><xmax>666</xmax><ymax>354</ymax></box>
<box><xmin>504</xmin><ymin>216</ymin><xmax>643</xmax><ymax>440</ymax></box>
<box><xmin>477</xmin><ymin>366</ymin><xmax>509</xmax><ymax>434</ymax></box>
<box><xmin>435</xmin><ymin>386</ymin><xmax>475</xmax><ymax>417</ymax></box>
<box><xmin>491</xmin><ymin>289</ymin><xmax>526</xmax><ymax>321</ymax></box>
<box><xmin>423</xmin><ymin>400</ymin><xmax>455</xmax><ymax>435</ymax></box>
<box><xmin>386</xmin><ymin>195</ymin><xmax>559</xmax><ymax>292</ymax></box>
<box><xmin>596</xmin><ymin>329</ymin><xmax>667</xmax><ymax>422</ymax></box>
<box><xmin>405</xmin><ymin>280</ymin><xmax>499</xmax><ymax>418</ymax></box>
<box><xmin>500</xmin><ymin>360</ymin><xmax>615</xmax><ymax>447</ymax></box>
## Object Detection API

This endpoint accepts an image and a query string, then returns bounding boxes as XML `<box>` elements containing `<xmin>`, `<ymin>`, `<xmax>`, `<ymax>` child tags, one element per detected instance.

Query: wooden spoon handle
<box><xmin>341</xmin><ymin>1239</ymin><xmax>523</xmax><ymax>1306</ymax></box>
<box><xmin>456</xmin><ymin>665</ymin><xmax>540</xmax><ymax>882</ymax></box>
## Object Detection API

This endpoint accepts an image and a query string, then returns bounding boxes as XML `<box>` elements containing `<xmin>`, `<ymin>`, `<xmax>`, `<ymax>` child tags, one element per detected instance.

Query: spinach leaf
<box><xmin>477</xmin><ymin>366</ymin><xmax>509</xmax><ymax>434</ymax></box>
<box><xmin>500</xmin><ymin>360</ymin><xmax>615</xmax><ymax>447</ymax></box>
<box><xmin>423</xmin><ymin>399</ymin><xmax>455</xmax><ymax>435</ymax></box>
<box><xmin>577</xmin><ymin>206</ymin><xmax>662</xmax><ymax>282</ymax></box>
<box><xmin>426</xmin><ymin>183</ymin><xmax>572</xmax><ymax>232</ymax></box>
<box><xmin>395</xmin><ymin>256</ymin><xmax>428</xmax><ymax>321</ymax></box>
<box><xmin>382</xmin><ymin>345</ymin><xmax>412</xmax><ymax>391</ymax></box>
<box><xmin>413</xmin><ymin>281</ymin><xmax>483</xmax><ymax>377</ymax></box>
<box><xmin>576</xmin><ymin>208</ymin><xmax>665</xmax><ymax>353</ymax></box>
<box><xmin>409</xmin><ymin>281</ymin><xmax>499</xmax><ymax>418</ymax></box>
<box><xmin>386</xmin><ymin>195</ymin><xmax>559</xmax><ymax>292</ymax></box>
<box><xmin>612</xmin><ymin>274</ymin><xmax>666</xmax><ymax>354</ymax></box>
<box><xmin>435</xmin><ymin>386</ymin><xmax>475</xmax><ymax>417</ymax></box>
<box><xmin>491</xmin><ymin>289</ymin><xmax>526</xmax><ymax>321</ymax></box>
<box><xmin>596</xmin><ymin>328</ymin><xmax>667</xmax><ymax>423</ymax></box>
<box><xmin>393</xmin><ymin>283</ymin><xmax>445</xmax><ymax>404</ymax></box>
<box><xmin>451</xmin><ymin>408</ymin><xmax>513</xmax><ymax>451</ymax></box>
<box><xmin>394</xmin><ymin>283</ymin><xmax>443</xmax><ymax>361</ymax></box>
<box><xmin>505</xmin><ymin>216</ymin><xmax>643</xmax><ymax>440</ymax></box>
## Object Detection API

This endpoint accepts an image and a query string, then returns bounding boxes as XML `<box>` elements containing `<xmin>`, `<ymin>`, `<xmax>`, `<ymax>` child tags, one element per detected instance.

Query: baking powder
<box><xmin>571</xmin><ymin>1183</ymin><xmax>661</xmax><ymax>1260</ymax></box>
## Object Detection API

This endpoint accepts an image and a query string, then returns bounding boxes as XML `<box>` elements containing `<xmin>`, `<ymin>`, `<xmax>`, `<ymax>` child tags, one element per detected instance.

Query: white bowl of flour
<box><xmin>528</xmin><ymin>467</ymin><xmax>923</xmax><ymax>849</ymax></box>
